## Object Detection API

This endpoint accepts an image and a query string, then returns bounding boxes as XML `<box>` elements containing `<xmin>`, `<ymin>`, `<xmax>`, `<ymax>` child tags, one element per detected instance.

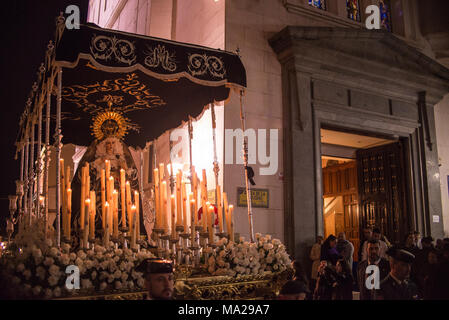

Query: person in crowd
<box><xmin>336</xmin><ymin>232</ymin><xmax>354</xmax><ymax>273</ymax></box>
<box><xmin>278</xmin><ymin>280</ymin><xmax>310</xmax><ymax>300</ymax></box>
<box><xmin>313</xmin><ymin>261</ymin><xmax>337</xmax><ymax>300</ymax></box>
<box><xmin>309</xmin><ymin>235</ymin><xmax>323</xmax><ymax>292</ymax></box>
<box><xmin>413</xmin><ymin>231</ymin><xmax>422</xmax><ymax>250</ymax></box>
<box><xmin>333</xmin><ymin>258</ymin><xmax>354</xmax><ymax>300</ymax></box>
<box><xmin>362</xmin><ymin>228</ymin><xmax>388</xmax><ymax>261</ymax></box>
<box><xmin>413</xmin><ymin>236</ymin><xmax>434</xmax><ymax>281</ymax></box>
<box><xmin>417</xmin><ymin>248</ymin><xmax>439</xmax><ymax>300</ymax></box>
<box><xmin>320</xmin><ymin>234</ymin><xmax>340</xmax><ymax>266</ymax></box>
<box><xmin>357</xmin><ymin>239</ymin><xmax>390</xmax><ymax>300</ymax></box>
<box><xmin>421</xmin><ymin>236</ymin><xmax>434</xmax><ymax>249</ymax></box>
<box><xmin>135</xmin><ymin>258</ymin><xmax>174</xmax><ymax>300</ymax></box>
<box><xmin>358</xmin><ymin>227</ymin><xmax>373</xmax><ymax>261</ymax></box>
<box><xmin>435</xmin><ymin>238</ymin><xmax>444</xmax><ymax>251</ymax></box>
<box><xmin>375</xmin><ymin>247</ymin><xmax>419</xmax><ymax>300</ymax></box>
<box><xmin>434</xmin><ymin>244</ymin><xmax>449</xmax><ymax>299</ymax></box>
<box><xmin>292</xmin><ymin>260</ymin><xmax>309</xmax><ymax>287</ymax></box>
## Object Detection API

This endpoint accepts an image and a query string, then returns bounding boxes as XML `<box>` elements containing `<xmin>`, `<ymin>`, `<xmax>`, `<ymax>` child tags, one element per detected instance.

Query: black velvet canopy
<box><xmin>54</xmin><ymin>23</ymin><xmax>247</xmax><ymax>147</ymax></box>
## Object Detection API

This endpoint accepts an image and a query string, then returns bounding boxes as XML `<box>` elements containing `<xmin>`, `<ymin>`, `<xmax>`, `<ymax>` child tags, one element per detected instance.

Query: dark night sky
<box><xmin>0</xmin><ymin>0</ymin><xmax>89</xmax><ymax>235</ymax></box>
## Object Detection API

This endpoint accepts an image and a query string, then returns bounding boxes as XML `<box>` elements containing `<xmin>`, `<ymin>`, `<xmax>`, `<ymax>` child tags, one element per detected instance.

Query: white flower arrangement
<box><xmin>0</xmin><ymin>239</ymin><xmax>156</xmax><ymax>299</ymax></box>
<box><xmin>203</xmin><ymin>234</ymin><xmax>293</xmax><ymax>278</ymax></box>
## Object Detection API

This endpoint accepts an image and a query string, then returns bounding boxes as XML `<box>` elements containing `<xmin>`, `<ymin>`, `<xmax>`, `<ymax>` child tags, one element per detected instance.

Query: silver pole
<box><xmin>29</xmin><ymin>119</ymin><xmax>35</xmax><ymax>226</ymax></box>
<box><xmin>211</xmin><ymin>104</ymin><xmax>219</xmax><ymax>206</ymax></box>
<box><xmin>24</xmin><ymin>130</ymin><xmax>29</xmax><ymax>222</ymax></box>
<box><xmin>20</xmin><ymin>143</ymin><xmax>24</xmax><ymax>182</ymax></box>
<box><xmin>55</xmin><ymin>68</ymin><xmax>63</xmax><ymax>248</ymax></box>
<box><xmin>44</xmin><ymin>79</ymin><xmax>51</xmax><ymax>239</ymax></box>
<box><xmin>37</xmin><ymin>102</ymin><xmax>42</xmax><ymax>219</ymax></box>
<box><xmin>239</xmin><ymin>91</ymin><xmax>254</xmax><ymax>243</ymax></box>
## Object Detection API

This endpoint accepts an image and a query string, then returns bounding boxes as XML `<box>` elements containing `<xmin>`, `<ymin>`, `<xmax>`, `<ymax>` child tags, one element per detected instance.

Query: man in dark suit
<box><xmin>375</xmin><ymin>247</ymin><xmax>419</xmax><ymax>300</ymax></box>
<box><xmin>135</xmin><ymin>258</ymin><xmax>174</xmax><ymax>300</ymax></box>
<box><xmin>357</xmin><ymin>239</ymin><xmax>390</xmax><ymax>300</ymax></box>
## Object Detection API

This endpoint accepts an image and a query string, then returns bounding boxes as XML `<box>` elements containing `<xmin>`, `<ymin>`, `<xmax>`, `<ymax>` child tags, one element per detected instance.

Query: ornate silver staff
<box><xmin>239</xmin><ymin>90</ymin><xmax>255</xmax><ymax>243</ymax></box>
<box><xmin>210</xmin><ymin>104</ymin><xmax>219</xmax><ymax>206</ymax></box>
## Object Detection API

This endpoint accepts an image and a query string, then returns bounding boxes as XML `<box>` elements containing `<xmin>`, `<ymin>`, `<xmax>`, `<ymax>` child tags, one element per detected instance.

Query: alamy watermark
<box><xmin>365</xmin><ymin>265</ymin><xmax>381</xmax><ymax>290</ymax></box>
<box><xmin>170</xmin><ymin>128</ymin><xmax>279</xmax><ymax>176</ymax></box>
<box><xmin>65</xmin><ymin>265</ymin><xmax>80</xmax><ymax>290</ymax></box>
<box><xmin>65</xmin><ymin>5</ymin><xmax>80</xmax><ymax>30</ymax></box>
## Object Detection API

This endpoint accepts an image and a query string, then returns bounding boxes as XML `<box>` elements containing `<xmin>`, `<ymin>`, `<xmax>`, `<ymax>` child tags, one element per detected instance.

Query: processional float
<box><xmin>11</xmin><ymin>14</ymin><xmax>255</xmax><ymax>267</ymax></box>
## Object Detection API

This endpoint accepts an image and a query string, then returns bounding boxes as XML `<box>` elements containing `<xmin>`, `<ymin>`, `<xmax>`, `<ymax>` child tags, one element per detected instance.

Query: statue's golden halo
<box><xmin>91</xmin><ymin>111</ymin><xmax>128</xmax><ymax>141</ymax></box>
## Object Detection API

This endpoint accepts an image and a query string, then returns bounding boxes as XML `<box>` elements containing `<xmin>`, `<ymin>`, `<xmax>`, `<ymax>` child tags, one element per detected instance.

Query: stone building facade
<box><xmin>86</xmin><ymin>0</ymin><xmax>449</xmax><ymax>263</ymax></box>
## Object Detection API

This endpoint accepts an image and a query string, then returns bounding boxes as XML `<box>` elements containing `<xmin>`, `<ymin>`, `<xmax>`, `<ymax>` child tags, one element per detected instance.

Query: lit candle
<box><xmin>134</xmin><ymin>190</ymin><xmax>140</xmax><ymax>239</ymax></box>
<box><xmin>176</xmin><ymin>171</ymin><xmax>182</xmax><ymax>227</ymax></box>
<box><xmin>60</xmin><ymin>159</ymin><xmax>66</xmax><ymax>238</ymax></box>
<box><xmin>223</xmin><ymin>192</ymin><xmax>229</xmax><ymax>234</ymax></box>
<box><xmin>126</xmin><ymin>181</ymin><xmax>132</xmax><ymax>234</ymax></box>
<box><xmin>171</xmin><ymin>194</ymin><xmax>176</xmax><ymax>239</ymax></box>
<box><xmin>228</xmin><ymin>205</ymin><xmax>234</xmax><ymax>242</ymax></box>
<box><xmin>89</xmin><ymin>191</ymin><xmax>96</xmax><ymax>241</ymax></box>
<box><xmin>104</xmin><ymin>202</ymin><xmax>110</xmax><ymax>247</ymax></box>
<box><xmin>120</xmin><ymin>168</ymin><xmax>126</xmax><ymax>229</ymax></box>
<box><xmin>190</xmin><ymin>198</ymin><xmax>195</xmax><ymax>244</ymax></box>
<box><xmin>182</xmin><ymin>182</ymin><xmax>187</xmax><ymax>232</ymax></box>
<box><xmin>205</xmin><ymin>201</ymin><xmax>210</xmax><ymax>232</ymax></box>
<box><xmin>208</xmin><ymin>205</ymin><xmax>215</xmax><ymax>244</ymax></box>
<box><xmin>162</xmin><ymin>181</ymin><xmax>168</xmax><ymax>234</ymax></box>
<box><xmin>66</xmin><ymin>165</ymin><xmax>71</xmax><ymax>190</ymax></box>
<box><xmin>84</xmin><ymin>199</ymin><xmax>90</xmax><ymax>248</ymax></box>
<box><xmin>217</xmin><ymin>185</ymin><xmax>223</xmax><ymax>233</ymax></box>
<box><xmin>131</xmin><ymin>205</ymin><xmax>137</xmax><ymax>249</ymax></box>
<box><xmin>113</xmin><ymin>190</ymin><xmax>119</xmax><ymax>239</ymax></box>
<box><xmin>80</xmin><ymin>166</ymin><xmax>86</xmax><ymax>230</ymax></box>
<box><xmin>101</xmin><ymin>169</ymin><xmax>106</xmax><ymax>229</ymax></box>
<box><xmin>154</xmin><ymin>168</ymin><xmax>160</xmax><ymax>229</ymax></box>
<box><xmin>192</xmin><ymin>167</ymin><xmax>198</xmax><ymax>223</ymax></box>
<box><xmin>67</xmin><ymin>188</ymin><xmax>72</xmax><ymax>239</ymax></box>
<box><xmin>105</xmin><ymin>160</ymin><xmax>110</xmax><ymax>180</ymax></box>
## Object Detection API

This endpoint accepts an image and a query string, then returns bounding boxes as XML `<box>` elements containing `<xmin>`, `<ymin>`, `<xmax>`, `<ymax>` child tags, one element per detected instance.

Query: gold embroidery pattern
<box><xmin>90</xmin><ymin>35</ymin><xmax>137</xmax><ymax>65</ymax></box>
<box><xmin>188</xmin><ymin>54</ymin><xmax>226</xmax><ymax>79</ymax></box>
<box><xmin>144</xmin><ymin>45</ymin><xmax>177</xmax><ymax>72</ymax></box>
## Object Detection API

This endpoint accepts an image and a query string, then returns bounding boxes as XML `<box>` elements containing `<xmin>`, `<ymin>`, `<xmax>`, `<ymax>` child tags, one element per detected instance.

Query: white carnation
<box><xmin>114</xmin><ymin>270</ymin><xmax>122</xmax><ymax>279</ymax></box>
<box><xmin>44</xmin><ymin>257</ymin><xmax>55</xmax><ymax>267</ymax></box>
<box><xmin>16</xmin><ymin>263</ymin><xmax>25</xmax><ymax>273</ymax></box>
<box><xmin>137</xmin><ymin>278</ymin><xmax>145</xmax><ymax>288</ymax></box>
<box><xmin>81</xmin><ymin>279</ymin><xmax>93</xmax><ymax>289</ymax></box>
<box><xmin>49</xmin><ymin>247</ymin><xmax>59</xmax><ymax>258</ymax></box>
<box><xmin>48</xmin><ymin>276</ymin><xmax>59</xmax><ymax>287</ymax></box>
<box><xmin>77</xmin><ymin>250</ymin><xmax>87</xmax><ymax>260</ymax></box>
<box><xmin>59</xmin><ymin>254</ymin><xmax>70</xmax><ymax>266</ymax></box>
<box><xmin>33</xmin><ymin>286</ymin><xmax>42</xmax><ymax>296</ymax></box>
<box><xmin>114</xmin><ymin>281</ymin><xmax>122</xmax><ymax>290</ymax></box>
<box><xmin>127</xmin><ymin>281</ymin><xmax>135</xmax><ymax>289</ymax></box>
<box><xmin>53</xmin><ymin>287</ymin><xmax>62</xmax><ymax>298</ymax></box>
<box><xmin>75</xmin><ymin>257</ymin><xmax>84</xmax><ymax>268</ymax></box>
<box><xmin>49</xmin><ymin>265</ymin><xmax>61</xmax><ymax>277</ymax></box>
<box><xmin>32</xmin><ymin>248</ymin><xmax>43</xmax><ymax>259</ymax></box>
<box><xmin>69</xmin><ymin>253</ymin><xmax>77</xmax><ymax>261</ymax></box>
<box><xmin>115</xmin><ymin>249</ymin><xmax>123</xmax><ymax>256</ymax></box>
<box><xmin>36</xmin><ymin>266</ymin><xmax>46</xmax><ymax>280</ymax></box>
<box><xmin>61</xmin><ymin>243</ymin><xmax>71</xmax><ymax>253</ymax></box>
<box><xmin>23</xmin><ymin>269</ymin><xmax>32</xmax><ymax>280</ymax></box>
<box><xmin>121</xmin><ymin>273</ymin><xmax>128</xmax><ymax>282</ymax></box>
<box><xmin>45</xmin><ymin>239</ymin><xmax>53</xmax><ymax>247</ymax></box>
<box><xmin>99</xmin><ymin>282</ymin><xmax>107</xmax><ymax>291</ymax></box>
<box><xmin>44</xmin><ymin>288</ymin><xmax>53</xmax><ymax>299</ymax></box>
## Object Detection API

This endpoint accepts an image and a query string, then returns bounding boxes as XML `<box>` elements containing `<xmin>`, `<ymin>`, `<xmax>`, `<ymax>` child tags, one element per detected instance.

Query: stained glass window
<box><xmin>346</xmin><ymin>0</ymin><xmax>360</xmax><ymax>22</ymax></box>
<box><xmin>379</xmin><ymin>0</ymin><xmax>392</xmax><ymax>32</ymax></box>
<box><xmin>308</xmin><ymin>0</ymin><xmax>326</xmax><ymax>10</ymax></box>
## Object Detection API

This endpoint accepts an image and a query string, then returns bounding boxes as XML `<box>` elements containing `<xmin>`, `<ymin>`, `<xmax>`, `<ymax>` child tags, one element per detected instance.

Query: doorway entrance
<box><xmin>320</xmin><ymin>128</ymin><xmax>408</xmax><ymax>261</ymax></box>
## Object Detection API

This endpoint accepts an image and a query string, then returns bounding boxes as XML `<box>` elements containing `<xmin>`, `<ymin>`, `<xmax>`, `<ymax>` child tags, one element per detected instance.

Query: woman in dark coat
<box><xmin>334</xmin><ymin>258</ymin><xmax>354</xmax><ymax>300</ymax></box>
<box><xmin>320</xmin><ymin>235</ymin><xmax>340</xmax><ymax>266</ymax></box>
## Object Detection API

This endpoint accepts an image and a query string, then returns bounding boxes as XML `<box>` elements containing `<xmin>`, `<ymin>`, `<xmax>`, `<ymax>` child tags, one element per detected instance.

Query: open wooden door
<box><xmin>357</xmin><ymin>142</ymin><xmax>410</xmax><ymax>245</ymax></box>
<box><xmin>322</xmin><ymin>161</ymin><xmax>360</xmax><ymax>261</ymax></box>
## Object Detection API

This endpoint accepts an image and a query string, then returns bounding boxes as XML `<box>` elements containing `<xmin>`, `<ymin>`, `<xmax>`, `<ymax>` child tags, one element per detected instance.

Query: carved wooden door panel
<box><xmin>357</xmin><ymin>142</ymin><xmax>409</xmax><ymax>245</ymax></box>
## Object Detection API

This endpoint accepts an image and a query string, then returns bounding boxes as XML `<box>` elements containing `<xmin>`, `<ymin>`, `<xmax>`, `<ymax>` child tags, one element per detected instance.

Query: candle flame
<box><xmin>131</xmin><ymin>205</ymin><xmax>136</xmax><ymax>210</ymax></box>
<box><xmin>120</xmin><ymin>168</ymin><xmax>124</xmax><ymax>172</ymax></box>
<box><xmin>109</xmin><ymin>176</ymin><xmax>113</xmax><ymax>181</ymax></box>
<box><xmin>85</xmin><ymin>199</ymin><xmax>91</xmax><ymax>204</ymax></box>
<box><xmin>126</xmin><ymin>181</ymin><xmax>130</xmax><ymax>185</ymax></box>
<box><xmin>113</xmin><ymin>189</ymin><xmax>118</xmax><ymax>194</ymax></box>
<box><xmin>190</xmin><ymin>199</ymin><xmax>195</xmax><ymax>203</ymax></box>
<box><xmin>105</xmin><ymin>202</ymin><xmax>109</xmax><ymax>207</ymax></box>
<box><xmin>170</xmin><ymin>194</ymin><xmax>175</xmax><ymax>199</ymax></box>
<box><xmin>229</xmin><ymin>205</ymin><xmax>233</xmax><ymax>209</ymax></box>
